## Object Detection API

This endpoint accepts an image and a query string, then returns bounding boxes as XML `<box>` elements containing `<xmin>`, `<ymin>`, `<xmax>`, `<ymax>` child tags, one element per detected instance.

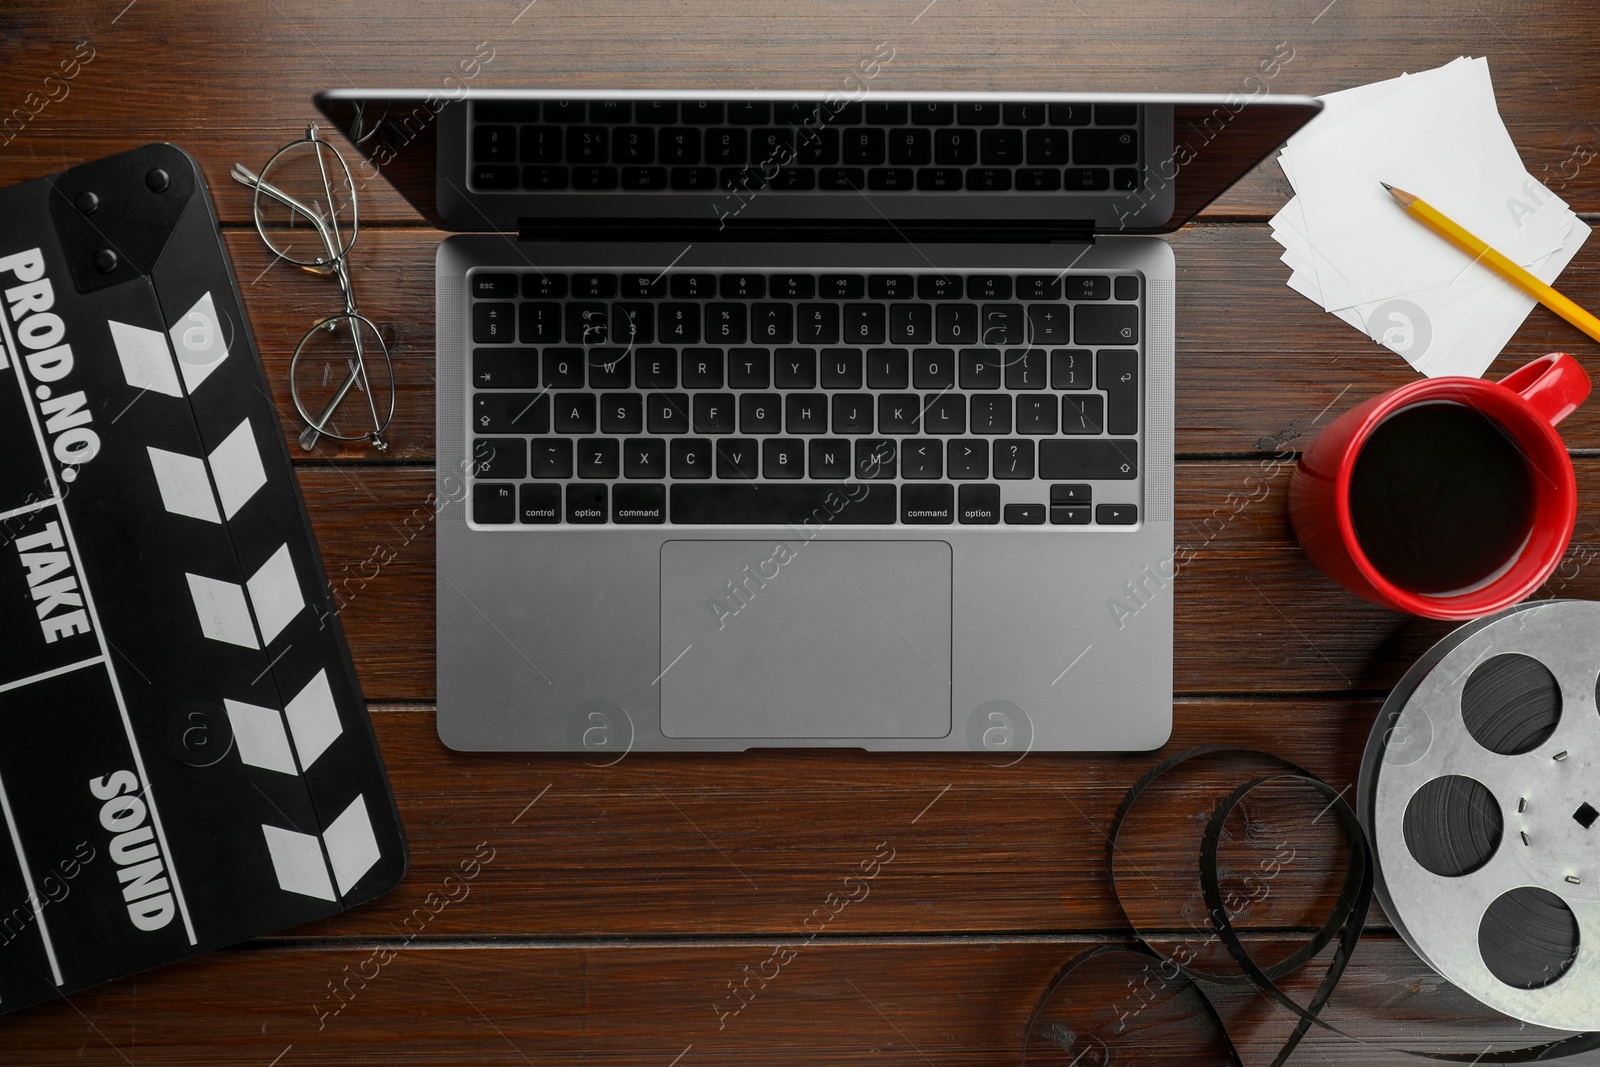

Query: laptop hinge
<box><xmin>515</xmin><ymin>218</ymin><xmax>1097</xmax><ymax>244</ymax></box>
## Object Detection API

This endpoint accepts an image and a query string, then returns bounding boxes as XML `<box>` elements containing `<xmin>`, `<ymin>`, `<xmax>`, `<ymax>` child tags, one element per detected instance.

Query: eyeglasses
<box><xmin>232</xmin><ymin>124</ymin><xmax>394</xmax><ymax>451</ymax></box>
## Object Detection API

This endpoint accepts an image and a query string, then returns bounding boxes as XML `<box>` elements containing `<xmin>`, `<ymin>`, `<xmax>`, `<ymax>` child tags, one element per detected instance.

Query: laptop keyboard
<box><xmin>469</xmin><ymin>100</ymin><xmax>1141</xmax><ymax>194</ymax></box>
<box><xmin>467</xmin><ymin>268</ymin><xmax>1142</xmax><ymax>528</ymax></box>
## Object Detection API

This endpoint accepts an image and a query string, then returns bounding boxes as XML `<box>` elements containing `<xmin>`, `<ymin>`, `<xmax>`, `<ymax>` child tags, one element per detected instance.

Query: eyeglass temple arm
<box><xmin>229</xmin><ymin>164</ymin><xmax>342</xmax><ymax>266</ymax></box>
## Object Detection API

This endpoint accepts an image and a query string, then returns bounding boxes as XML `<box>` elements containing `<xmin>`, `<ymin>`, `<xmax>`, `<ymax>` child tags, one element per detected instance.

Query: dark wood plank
<box><xmin>3</xmin><ymin>1</ymin><xmax>1598</xmax><ymax>222</ymax></box>
<box><xmin>303</xmin><ymin>461</ymin><xmax>1600</xmax><ymax>701</ymax></box>
<box><xmin>3</xmin><ymin>936</ymin><xmax>1594</xmax><ymax>1065</ymax></box>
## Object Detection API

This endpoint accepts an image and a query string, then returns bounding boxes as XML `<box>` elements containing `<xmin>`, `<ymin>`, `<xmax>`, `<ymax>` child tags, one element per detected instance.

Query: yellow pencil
<box><xmin>1383</xmin><ymin>182</ymin><xmax>1600</xmax><ymax>346</ymax></box>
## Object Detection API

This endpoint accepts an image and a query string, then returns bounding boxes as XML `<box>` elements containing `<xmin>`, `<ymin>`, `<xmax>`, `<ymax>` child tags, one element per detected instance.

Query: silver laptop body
<box><xmin>317</xmin><ymin>89</ymin><xmax>1321</xmax><ymax>753</ymax></box>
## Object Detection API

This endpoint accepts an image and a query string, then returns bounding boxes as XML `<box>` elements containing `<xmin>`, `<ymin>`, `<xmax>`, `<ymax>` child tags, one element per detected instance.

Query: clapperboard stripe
<box><xmin>146</xmin><ymin>418</ymin><xmax>268</xmax><ymax>525</ymax></box>
<box><xmin>183</xmin><ymin>543</ymin><xmax>306</xmax><ymax>649</ymax></box>
<box><xmin>224</xmin><ymin>670</ymin><xmax>343</xmax><ymax>777</ymax></box>
<box><xmin>168</xmin><ymin>292</ymin><xmax>230</xmax><ymax>394</ymax></box>
<box><xmin>261</xmin><ymin>795</ymin><xmax>381</xmax><ymax>901</ymax></box>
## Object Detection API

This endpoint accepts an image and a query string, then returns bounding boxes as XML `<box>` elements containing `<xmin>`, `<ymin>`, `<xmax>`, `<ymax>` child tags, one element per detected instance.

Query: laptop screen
<box><xmin>315</xmin><ymin>90</ymin><xmax>1319</xmax><ymax>237</ymax></box>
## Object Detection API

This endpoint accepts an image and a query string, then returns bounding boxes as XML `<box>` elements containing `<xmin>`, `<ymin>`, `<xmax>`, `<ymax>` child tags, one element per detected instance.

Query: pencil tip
<box><xmin>1380</xmin><ymin>181</ymin><xmax>1394</xmax><ymax>191</ymax></box>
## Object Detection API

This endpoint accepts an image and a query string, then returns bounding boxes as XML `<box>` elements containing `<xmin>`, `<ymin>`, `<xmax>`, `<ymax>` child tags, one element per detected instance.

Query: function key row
<box><xmin>471</xmin><ymin>163</ymin><xmax>1135</xmax><ymax>193</ymax></box>
<box><xmin>471</xmin><ymin>271</ymin><xmax>1140</xmax><ymax>302</ymax></box>
<box><xmin>475</xmin><ymin>100</ymin><xmax>1137</xmax><ymax>127</ymax></box>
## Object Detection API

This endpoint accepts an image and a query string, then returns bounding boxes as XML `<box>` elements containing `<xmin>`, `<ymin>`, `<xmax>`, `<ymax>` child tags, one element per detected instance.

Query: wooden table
<box><xmin>4</xmin><ymin>1</ymin><xmax>1600</xmax><ymax>1062</ymax></box>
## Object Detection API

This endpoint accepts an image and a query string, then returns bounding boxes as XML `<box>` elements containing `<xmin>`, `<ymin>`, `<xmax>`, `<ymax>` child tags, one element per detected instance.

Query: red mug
<box><xmin>1288</xmin><ymin>352</ymin><xmax>1590</xmax><ymax>620</ymax></box>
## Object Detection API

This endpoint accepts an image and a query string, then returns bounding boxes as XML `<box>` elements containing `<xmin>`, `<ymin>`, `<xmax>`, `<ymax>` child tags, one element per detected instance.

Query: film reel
<box><xmin>1358</xmin><ymin>599</ymin><xmax>1600</xmax><ymax>1031</ymax></box>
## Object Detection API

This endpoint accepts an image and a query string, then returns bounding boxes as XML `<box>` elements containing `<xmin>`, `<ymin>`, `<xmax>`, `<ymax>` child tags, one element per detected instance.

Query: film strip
<box><xmin>0</xmin><ymin>143</ymin><xmax>405</xmax><ymax>1013</ymax></box>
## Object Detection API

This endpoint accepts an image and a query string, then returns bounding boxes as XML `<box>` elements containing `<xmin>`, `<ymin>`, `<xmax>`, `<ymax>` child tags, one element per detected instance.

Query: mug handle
<box><xmin>1498</xmin><ymin>351</ymin><xmax>1591</xmax><ymax>426</ymax></box>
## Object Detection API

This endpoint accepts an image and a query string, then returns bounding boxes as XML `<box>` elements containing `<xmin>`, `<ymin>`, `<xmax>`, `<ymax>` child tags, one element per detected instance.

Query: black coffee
<box><xmin>1348</xmin><ymin>401</ymin><xmax>1535</xmax><ymax>595</ymax></box>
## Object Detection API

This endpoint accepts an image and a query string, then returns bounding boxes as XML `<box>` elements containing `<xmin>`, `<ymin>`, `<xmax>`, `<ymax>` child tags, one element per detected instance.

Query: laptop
<box><xmin>315</xmin><ymin>89</ymin><xmax>1320</xmax><ymax>753</ymax></box>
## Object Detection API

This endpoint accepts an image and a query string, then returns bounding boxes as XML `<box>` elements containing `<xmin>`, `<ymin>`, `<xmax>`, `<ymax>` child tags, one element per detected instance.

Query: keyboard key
<box><xmin>682</xmin><ymin>100</ymin><xmax>724</xmax><ymax>124</ymax></box>
<box><xmin>614</xmin><ymin>484</ymin><xmax>666</xmax><ymax>524</ymax></box>
<box><xmin>763</xmin><ymin>439</ymin><xmax>805</xmax><ymax>478</ymax></box>
<box><xmin>588</xmin><ymin>350</ymin><xmax>631</xmax><ymax>389</ymax></box>
<box><xmin>473</xmin><ymin>302</ymin><xmax>516</xmax><ymax>343</ymax></box>
<box><xmin>1051</xmin><ymin>504</ymin><xmax>1091</xmax><ymax>525</ymax></box>
<box><xmin>1026</xmin><ymin>128</ymin><xmax>1070</xmax><ymax>164</ymax></box>
<box><xmin>1114</xmin><ymin>275</ymin><xmax>1140</xmax><ymax>301</ymax></box>
<box><xmin>966</xmin><ymin>168</ymin><xmax>1012</xmax><ymax>191</ymax></box>
<box><xmin>728</xmin><ymin>101</ymin><xmax>771</xmax><ymax>124</ymax></box>
<box><xmin>1049</xmin><ymin>103</ymin><xmax>1091</xmax><ymax>126</ymax></box>
<box><xmin>959</xmin><ymin>483</ymin><xmax>1001</xmax><ymax>524</ymax></box>
<box><xmin>1097</xmin><ymin>503</ymin><xmax>1138</xmax><ymax>525</ymax></box>
<box><xmin>694</xmin><ymin>393</ymin><xmax>736</xmax><ymax>434</ymax></box>
<box><xmin>473</xmin><ymin>438</ymin><xmax>526</xmax><ymax>479</ymax></box>
<box><xmin>721</xmin><ymin>273</ymin><xmax>766</xmax><ymax>298</ymax></box>
<box><xmin>474</xmin><ymin>392</ymin><xmax>549</xmax><ymax>433</ymax></box>
<box><xmin>916</xmin><ymin>167</ymin><xmax>963</xmax><ymax>191</ymax></box>
<box><xmin>1064</xmin><ymin>167</ymin><xmax>1112</xmax><ymax>190</ymax></box>
<box><xmin>659</xmin><ymin>128</ymin><xmax>701</xmax><ymax>163</ymax></box>
<box><xmin>567</xmin><ymin>483</ymin><xmax>608</xmax><ymax>524</ymax></box>
<box><xmin>555</xmin><ymin>393</ymin><xmax>598</xmax><ymax>434</ymax></box>
<box><xmin>785</xmin><ymin>394</ymin><xmax>828</xmax><ymax>433</ymax></box>
<box><xmin>520</xmin><ymin>126</ymin><xmax>562</xmax><ymax>163</ymax></box>
<box><xmin>524</xmin><ymin>273</ymin><xmax>567</xmax><ymax>298</ymax></box>
<box><xmin>1015</xmin><ymin>168</ymin><xmax>1062</xmax><ymax>191</ymax></box>
<box><xmin>648</xmin><ymin>393</ymin><xmax>691</xmax><ymax>434</ymax></box>
<box><xmin>612</xmin><ymin>303</ymin><xmax>654</xmax><ymax>345</ymax></box>
<box><xmin>572</xmin><ymin>272</ymin><xmax>618</xmax><ymax>299</ymax></box>
<box><xmin>866</xmin><ymin>348</ymin><xmax>910</xmax><ymax>389</ymax></box>
<box><xmin>775</xmin><ymin>348</ymin><xmax>818</xmax><ymax>388</ymax></box>
<box><xmin>1026</xmin><ymin>304</ymin><xmax>1071</xmax><ymax>345</ymax></box>
<box><xmin>1005</xmin><ymin>348</ymin><xmax>1047</xmax><ymax>389</ymax></box>
<box><xmin>518</xmin><ymin>483</ymin><xmax>561</xmax><ymax>524</ymax></box>
<box><xmin>1039</xmin><ymin>439</ymin><xmax>1138</xmax><ymax>479</ymax></box>
<box><xmin>947</xmin><ymin>439</ymin><xmax>988</xmax><ymax>479</ymax></box>
<box><xmin>1096</xmin><ymin>103</ymin><xmax>1138</xmax><ymax>125</ymax></box>
<box><xmin>912</xmin><ymin>102</ymin><xmax>954</xmax><ymax>125</ymax></box>
<box><xmin>957</xmin><ymin>102</ymin><xmax>999</xmax><ymax>126</ymax></box>
<box><xmin>1050</xmin><ymin>348</ymin><xmax>1092</xmax><ymax>390</ymax></box>
<box><xmin>957</xmin><ymin>348</ymin><xmax>1001</xmax><ymax>389</ymax></box>
<box><xmin>474</xmin><ymin>483</ymin><xmax>515</xmax><ymax>524</ymax></box>
<box><xmin>473</xmin><ymin>348</ymin><xmax>539</xmax><ymax>388</ymax></box>
<box><xmin>902</xmin><ymin>484</ymin><xmax>954</xmax><ymax>524</ymax></box>
<box><xmin>681</xmin><ymin>348</ymin><xmax>724</xmax><ymax>388</ymax></box>
<box><xmin>577</xmin><ymin>437</ymin><xmax>621</xmax><ymax>479</ymax></box>
<box><xmin>1003</xmin><ymin>103</ymin><xmax>1045</xmax><ymax>126</ymax></box>
<box><xmin>967</xmin><ymin>275</ymin><xmax>1012</xmax><ymax>299</ymax></box>
<box><xmin>936</xmin><ymin>304</ymin><xmax>979</xmax><ymax>345</ymax></box>
<box><xmin>867</xmin><ymin>102</ymin><xmax>908</xmax><ymax>124</ymax></box>
<box><xmin>981</xmin><ymin>304</ymin><xmax>1024</xmax><ymax>345</ymax></box>
<box><xmin>821</xmin><ymin>274</ymin><xmax>866</xmax><ymax>299</ymax></box>
<box><xmin>820</xmin><ymin>167</ymin><xmax>865</xmax><ymax>189</ymax></box>
<box><xmin>670</xmin><ymin>438</ymin><xmax>713</xmax><ymax>478</ymax></box>
<box><xmin>705</xmin><ymin>303</ymin><xmax>748</xmax><ymax>344</ymax></box>
<box><xmin>865</xmin><ymin>276</ymin><xmax>911</xmax><ymax>302</ymax></box>
<box><xmin>922</xmin><ymin>393</ymin><xmax>966</xmax><ymax>435</ymax></box>
<box><xmin>751</xmin><ymin>303</ymin><xmax>795</xmax><ymax>344</ymax></box>
<box><xmin>917</xmin><ymin>275</ymin><xmax>963</xmax><ymax>300</ymax></box>
<box><xmin>670</xmin><ymin>166</ymin><xmax>717</xmax><ymax>189</ymax></box>
<box><xmin>728</xmin><ymin>348</ymin><xmax>771</xmax><ymax>388</ymax></box>
<box><xmin>971</xmin><ymin>394</ymin><xmax>1012</xmax><ymax>434</ymax></box>
<box><xmin>821</xmin><ymin>349</ymin><xmax>864</xmax><ymax>389</ymax></box>
<box><xmin>740</xmin><ymin>393</ymin><xmax>782</xmax><ymax>434</ymax></box>
<box><xmin>1004</xmin><ymin>503</ymin><xmax>1045</xmax><ymax>525</ymax></box>
<box><xmin>705</xmin><ymin>128</ymin><xmax>747</xmax><ymax>164</ymax></box>
<box><xmin>471</xmin><ymin>272</ymin><xmax>517</xmax><ymax>298</ymax></box>
<box><xmin>1050</xmin><ymin>484</ymin><xmax>1092</xmax><ymax>505</ymax></box>
<box><xmin>671</xmin><ymin>484</ymin><xmax>896</xmax><ymax>524</ymax></box>
<box><xmin>796</xmin><ymin>128</ymin><xmax>840</xmax><ymax>165</ymax></box>
<box><xmin>843</xmin><ymin>128</ymin><xmax>886</xmax><ymax>164</ymax></box>
<box><xmin>750</xmin><ymin>129</ymin><xmax>794</xmax><ymax>165</ymax></box>
<box><xmin>1068</xmin><ymin>276</ymin><xmax>1110</xmax><ymax>301</ymax></box>
<box><xmin>1061</xmin><ymin>394</ymin><xmax>1105</xmax><ymax>434</ymax></box>
<box><xmin>1075</xmin><ymin>304</ymin><xmax>1139</xmax><ymax>345</ymax></box>
<box><xmin>809</xmin><ymin>440</ymin><xmax>851</xmax><ymax>478</ymax></box>
<box><xmin>1075</xmin><ymin>128</ymin><xmax>1138</xmax><ymax>165</ymax></box>
<box><xmin>1015</xmin><ymin>392</ymin><xmax>1057</xmax><ymax>435</ymax></box>
<box><xmin>716</xmin><ymin>439</ymin><xmax>760</xmax><ymax>479</ymax></box>
<box><xmin>476</xmin><ymin>101</ymin><xmax>541</xmax><ymax>122</ymax></box>
<box><xmin>659</xmin><ymin>303</ymin><xmax>701</xmax><ymax>343</ymax></box>
<box><xmin>775</xmin><ymin>101</ymin><xmax>821</xmax><ymax>123</ymax></box>
<box><xmin>1114</xmin><ymin>167</ymin><xmax>1139</xmax><ymax>191</ymax></box>
<box><xmin>636</xmin><ymin>100</ymin><xmax>679</xmax><ymax>123</ymax></box>
<box><xmin>856</xmin><ymin>438</ymin><xmax>897</xmax><ymax>479</ymax></box>
<box><xmin>797</xmin><ymin>303</ymin><xmax>840</xmax><ymax>344</ymax></box>
<box><xmin>542</xmin><ymin>349</ymin><xmax>585</xmax><ymax>388</ymax></box>
<box><xmin>573</xmin><ymin>166</ymin><xmax>619</xmax><ymax>189</ymax></box>
<box><xmin>636</xmin><ymin>347</ymin><xmax>677</xmax><ymax>388</ymax></box>
<box><xmin>771</xmin><ymin>274</ymin><xmax>816</xmax><ymax>299</ymax></box>
<box><xmin>993</xmin><ymin>439</ymin><xmax>1035</xmax><ymax>479</ymax></box>
<box><xmin>566</xmin><ymin>302</ymin><xmax>608</xmax><ymax>344</ymax></box>
<box><xmin>567</xmin><ymin>127</ymin><xmax>607</xmax><ymax>163</ymax></box>
<box><xmin>980</xmin><ymin>129</ymin><xmax>1022</xmax><ymax>165</ymax></box>
<box><xmin>934</xmin><ymin>128</ymin><xmax>977</xmax><ymax>165</ymax></box>
<box><xmin>473</xmin><ymin>164</ymin><xmax>519</xmax><ymax>189</ymax></box>
<box><xmin>878</xmin><ymin>393</ymin><xmax>919</xmax><ymax>434</ymax></box>
<box><xmin>913</xmin><ymin>347</ymin><xmax>955</xmax><ymax>389</ymax></box>
<box><xmin>600</xmin><ymin>393</ymin><xmax>643</xmax><ymax>434</ymax></box>
<box><xmin>624</xmin><ymin>438</ymin><xmax>667</xmax><ymax>479</ymax></box>
<box><xmin>770</xmin><ymin>167</ymin><xmax>816</xmax><ymax>190</ymax></box>
<box><xmin>530</xmin><ymin>438</ymin><xmax>575</xmax><ymax>478</ymax></box>
<box><xmin>889</xmin><ymin>128</ymin><xmax>932</xmax><ymax>165</ymax></box>
<box><xmin>844</xmin><ymin>304</ymin><xmax>887</xmax><ymax>344</ymax></box>
<box><xmin>1098</xmin><ymin>350</ymin><xmax>1139</xmax><ymax>435</ymax></box>
<box><xmin>867</xmin><ymin>167</ymin><xmax>914</xmax><ymax>190</ymax></box>
<box><xmin>832</xmin><ymin>394</ymin><xmax>873</xmax><ymax>434</ymax></box>
<box><xmin>902</xmin><ymin>439</ymin><xmax>942</xmax><ymax>479</ymax></box>
<box><xmin>671</xmin><ymin>273</ymin><xmax>717</xmax><ymax>299</ymax></box>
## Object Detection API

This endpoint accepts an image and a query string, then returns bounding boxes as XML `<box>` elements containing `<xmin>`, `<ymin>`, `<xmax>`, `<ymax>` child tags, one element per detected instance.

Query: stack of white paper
<box><xmin>1273</xmin><ymin>57</ymin><xmax>1589</xmax><ymax>378</ymax></box>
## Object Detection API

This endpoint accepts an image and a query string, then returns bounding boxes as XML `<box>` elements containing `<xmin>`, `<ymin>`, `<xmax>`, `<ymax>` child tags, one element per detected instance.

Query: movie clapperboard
<box><xmin>0</xmin><ymin>143</ymin><xmax>406</xmax><ymax>1013</ymax></box>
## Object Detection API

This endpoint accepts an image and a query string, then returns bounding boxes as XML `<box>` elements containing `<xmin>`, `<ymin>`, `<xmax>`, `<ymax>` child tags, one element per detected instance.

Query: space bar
<box><xmin>671</xmin><ymin>484</ymin><xmax>896</xmax><ymax>524</ymax></box>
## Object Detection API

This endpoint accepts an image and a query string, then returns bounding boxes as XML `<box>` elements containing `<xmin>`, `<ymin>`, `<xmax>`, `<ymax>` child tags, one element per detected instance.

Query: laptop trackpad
<box><xmin>659</xmin><ymin>540</ymin><xmax>952</xmax><ymax>740</ymax></box>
